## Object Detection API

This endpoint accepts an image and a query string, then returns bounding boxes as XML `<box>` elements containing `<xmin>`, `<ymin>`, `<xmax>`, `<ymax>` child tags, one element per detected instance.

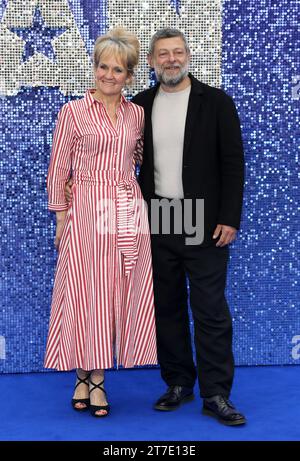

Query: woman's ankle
<box><xmin>90</xmin><ymin>369</ymin><xmax>105</xmax><ymax>381</ymax></box>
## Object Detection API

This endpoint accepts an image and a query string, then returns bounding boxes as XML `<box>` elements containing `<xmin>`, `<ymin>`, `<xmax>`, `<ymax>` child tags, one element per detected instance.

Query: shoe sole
<box><xmin>154</xmin><ymin>394</ymin><xmax>195</xmax><ymax>411</ymax></box>
<box><xmin>202</xmin><ymin>408</ymin><xmax>247</xmax><ymax>426</ymax></box>
<box><xmin>91</xmin><ymin>411</ymin><xmax>109</xmax><ymax>417</ymax></box>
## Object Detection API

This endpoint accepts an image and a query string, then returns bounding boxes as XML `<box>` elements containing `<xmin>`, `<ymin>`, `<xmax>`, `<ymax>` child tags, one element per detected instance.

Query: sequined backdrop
<box><xmin>0</xmin><ymin>0</ymin><xmax>299</xmax><ymax>372</ymax></box>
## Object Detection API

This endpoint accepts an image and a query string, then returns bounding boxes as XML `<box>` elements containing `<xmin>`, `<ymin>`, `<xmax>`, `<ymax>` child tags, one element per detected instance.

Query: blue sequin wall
<box><xmin>0</xmin><ymin>0</ymin><xmax>299</xmax><ymax>373</ymax></box>
<box><xmin>222</xmin><ymin>0</ymin><xmax>300</xmax><ymax>364</ymax></box>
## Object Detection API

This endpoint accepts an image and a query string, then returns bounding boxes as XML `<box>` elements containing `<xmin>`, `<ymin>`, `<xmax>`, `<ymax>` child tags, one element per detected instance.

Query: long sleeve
<box><xmin>133</xmin><ymin>106</ymin><xmax>145</xmax><ymax>167</ymax></box>
<box><xmin>134</xmin><ymin>136</ymin><xmax>144</xmax><ymax>168</ymax></box>
<box><xmin>47</xmin><ymin>103</ymin><xmax>75</xmax><ymax>211</ymax></box>
<box><xmin>217</xmin><ymin>92</ymin><xmax>245</xmax><ymax>229</ymax></box>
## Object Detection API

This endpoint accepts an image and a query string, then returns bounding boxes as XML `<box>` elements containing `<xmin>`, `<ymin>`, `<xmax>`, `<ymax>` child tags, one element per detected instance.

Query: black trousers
<box><xmin>149</xmin><ymin>196</ymin><xmax>234</xmax><ymax>398</ymax></box>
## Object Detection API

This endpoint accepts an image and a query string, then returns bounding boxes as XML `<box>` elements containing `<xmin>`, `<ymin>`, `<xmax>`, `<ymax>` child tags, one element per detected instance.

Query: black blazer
<box><xmin>132</xmin><ymin>73</ymin><xmax>245</xmax><ymax>245</ymax></box>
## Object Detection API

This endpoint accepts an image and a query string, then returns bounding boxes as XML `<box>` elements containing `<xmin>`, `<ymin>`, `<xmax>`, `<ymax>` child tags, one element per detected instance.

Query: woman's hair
<box><xmin>93</xmin><ymin>28</ymin><xmax>140</xmax><ymax>75</ymax></box>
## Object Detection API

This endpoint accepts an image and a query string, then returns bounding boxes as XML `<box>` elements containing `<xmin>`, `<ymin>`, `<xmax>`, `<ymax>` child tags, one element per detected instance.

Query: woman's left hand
<box><xmin>55</xmin><ymin>211</ymin><xmax>67</xmax><ymax>250</ymax></box>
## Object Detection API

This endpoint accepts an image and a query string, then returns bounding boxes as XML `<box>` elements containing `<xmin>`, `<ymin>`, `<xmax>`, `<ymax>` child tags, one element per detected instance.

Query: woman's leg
<box><xmin>72</xmin><ymin>368</ymin><xmax>90</xmax><ymax>410</ymax></box>
<box><xmin>89</xmin><ymin>369</ymin><xmax>109</xmax><ymax>416</ymax></box>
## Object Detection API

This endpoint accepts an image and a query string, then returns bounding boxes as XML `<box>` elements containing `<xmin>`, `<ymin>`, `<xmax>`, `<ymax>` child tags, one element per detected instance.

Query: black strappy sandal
<box><xmin>71</xmin><ymin>371</ymin><xmax>91</xmax><ymax>411</ymax></box>
<box><xmin>89</xmin><ymin>378</ymin><xmax>110</xmax><ymax>417</ymax></box>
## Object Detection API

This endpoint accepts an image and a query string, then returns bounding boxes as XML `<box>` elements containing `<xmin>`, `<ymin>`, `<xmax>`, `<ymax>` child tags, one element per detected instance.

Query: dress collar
<box><xmin>84</xmin><ymin>89</ymin><xmax>128</xmax><ymax>109</ymax></box>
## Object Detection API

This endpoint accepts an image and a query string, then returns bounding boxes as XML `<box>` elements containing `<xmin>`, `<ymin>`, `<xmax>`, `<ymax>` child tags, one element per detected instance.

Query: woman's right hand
<box><xmin>55</xmin><ymin>211</ymin><xmax>67</xmax><ymax>250</ymax></box>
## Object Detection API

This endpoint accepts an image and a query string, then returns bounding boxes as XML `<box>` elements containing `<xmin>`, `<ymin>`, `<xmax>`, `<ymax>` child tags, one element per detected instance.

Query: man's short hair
<box><xmin>149</xmin><ymin>28</ymin><xmax>190</xmax><ymax>55</ymax></box>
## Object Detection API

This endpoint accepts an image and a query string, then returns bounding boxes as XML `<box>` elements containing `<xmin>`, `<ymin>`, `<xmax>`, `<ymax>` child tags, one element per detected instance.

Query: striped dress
<box><xmin>44</xmin><ymin>89</ymin><xmax>157</xmax><ymax>371</ymax></box>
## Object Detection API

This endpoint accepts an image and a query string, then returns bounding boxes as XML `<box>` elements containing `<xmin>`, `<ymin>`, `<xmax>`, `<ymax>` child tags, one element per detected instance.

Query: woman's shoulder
<box><xmin>126</xmin><ymin>100</ymin><xmax>144</xmax><ymax>134</ymax></box>
<box><xmin>57</xmin><ymin>96</ymin><xmax>86</xmax><ymax>121</ymax></box>
<box><xmin>126</xmin><ymin>99</ymin><xmax>144</xmax><ymax>119</ymax></box>
<box><xmin>67</xmin><ymin>96</ymin><xmax>86</xmax><ymax>111</ymax></box>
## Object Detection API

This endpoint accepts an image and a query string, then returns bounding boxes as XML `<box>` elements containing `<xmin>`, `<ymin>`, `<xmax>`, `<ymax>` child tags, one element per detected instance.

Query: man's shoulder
<box><xmin>191</xmin><ymin>77</ymin><xmax>239</xmax><ymax>119</ymax></box>
<box><xmin>131</xmin><ymin>86</ymin><xmax>157</xmax><ymax>107</ymax></box>
<box><xmin>207</xmin><ymin>85</ymin><xmax>232</xmax><ymax>102</ymax></box>
<box><xmin>131</xmin><ymin>76</ymin><xmax>234</xmax><ymax>106</ymax></box>
<box><xmin>192</xmin><ymin>77</ymin><xmax>232</xmax><ymax>102</ymax></box>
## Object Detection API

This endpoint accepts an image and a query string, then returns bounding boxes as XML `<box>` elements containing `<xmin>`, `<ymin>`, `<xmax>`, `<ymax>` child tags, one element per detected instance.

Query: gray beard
<box><xmin>155</xmin><ymin>64</ymin><xmax>189</xmax><ymax>87</ymax></box>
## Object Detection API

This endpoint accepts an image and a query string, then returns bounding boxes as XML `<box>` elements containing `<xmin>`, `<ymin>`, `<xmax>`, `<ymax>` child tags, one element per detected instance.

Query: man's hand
<box><xmin>65</xmin><ymin>178</ymin><xmax>73</xmax><ymax>204</ymax></box>
<box><xmin>213</xmin><ymin>224</ymin><xmax>237</xmax><ymax>247</ymax></box>
<box><xmin>55</xmin><ymin>211</ymin><xmax>67</xmax><ymax>250</ymax></box>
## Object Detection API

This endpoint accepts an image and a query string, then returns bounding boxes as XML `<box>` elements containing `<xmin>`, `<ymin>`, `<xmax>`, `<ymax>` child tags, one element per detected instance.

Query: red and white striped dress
<box><xmin>44</xmin><ymin>89</ymin><xmax>157</xmax><ymax>371</ymax></box>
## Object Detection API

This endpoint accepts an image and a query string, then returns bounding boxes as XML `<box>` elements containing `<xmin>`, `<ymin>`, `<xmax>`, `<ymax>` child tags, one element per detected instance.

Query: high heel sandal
<box><xmin>89</xmin><ymin>379</ymin><xmax>110</xmax><ymax>417</ymax></box>
<box><xmin>71</xmin><ymin>371</ymin><xmax>91</xmax><ymax>411</ymax></box>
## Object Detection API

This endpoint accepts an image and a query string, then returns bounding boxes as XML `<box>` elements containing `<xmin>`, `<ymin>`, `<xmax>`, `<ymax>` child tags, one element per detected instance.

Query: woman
<box><xmin>44</xmin><ymin>28</ymin><xmax>157</xmax><ymax>417</ymax></box>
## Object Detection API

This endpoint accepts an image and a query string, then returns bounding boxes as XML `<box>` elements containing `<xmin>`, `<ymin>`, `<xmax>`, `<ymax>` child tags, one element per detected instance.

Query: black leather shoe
<box><xmin>154</xmin><ymin>385</ymin><xmax>194</xmax><ymax>411</ymax></box>
<box><xmin>202</xmin><ymin>395</ymin><xmax>246</xmax><ymax>426</ymax></box>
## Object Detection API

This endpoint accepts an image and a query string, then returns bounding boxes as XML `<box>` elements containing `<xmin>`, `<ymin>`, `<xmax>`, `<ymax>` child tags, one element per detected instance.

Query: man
<box><xmin>66</xmin><ymin>28</ymin><xmax>246</xmax><ymax>425</ymax></box>
<box><xmin>132</xmin><ymin>29</ymin><xmax>246</xmax><ymax>426</ymax></box>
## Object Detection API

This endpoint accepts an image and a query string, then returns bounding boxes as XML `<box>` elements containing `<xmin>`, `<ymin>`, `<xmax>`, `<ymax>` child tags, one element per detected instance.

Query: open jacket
<box><xmin>132</xmin><ymin>73</ymin><xmax>245</xmax><ymax>245</ymax></box>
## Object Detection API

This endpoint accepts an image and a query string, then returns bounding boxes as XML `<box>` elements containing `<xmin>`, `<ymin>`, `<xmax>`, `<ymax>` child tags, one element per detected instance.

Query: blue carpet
<box><xmin>0</xmin><ymin>366</ymin><xmax>299</xmax><ymax>441</ymax></box>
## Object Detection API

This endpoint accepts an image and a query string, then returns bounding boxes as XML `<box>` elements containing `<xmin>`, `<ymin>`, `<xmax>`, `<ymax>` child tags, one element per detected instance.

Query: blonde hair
<box><xmin>93</xmin><ymin>28</ymin><xmax>140</xmax><ymax>75</ymax></box>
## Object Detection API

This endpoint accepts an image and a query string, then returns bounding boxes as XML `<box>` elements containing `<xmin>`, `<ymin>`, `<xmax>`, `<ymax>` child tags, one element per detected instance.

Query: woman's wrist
<box><xmin>56</xmin><ymin>211</ymin><xmax>67</xmax><ymax>222</ymax></box>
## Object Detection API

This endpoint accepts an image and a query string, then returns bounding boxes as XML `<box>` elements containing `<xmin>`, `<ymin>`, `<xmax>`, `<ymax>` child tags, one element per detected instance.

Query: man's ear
<box><xmin>147</xmin><ymin>54</ymin><xmax>153</xmax><ymax>68</ymax></box>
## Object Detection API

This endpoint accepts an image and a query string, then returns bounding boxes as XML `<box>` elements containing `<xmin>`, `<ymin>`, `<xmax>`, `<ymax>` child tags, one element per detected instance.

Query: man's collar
<box><xmin>188</xmin><ymin>73</ymin><xmax>204</xmax><ymax>94</ymax></box>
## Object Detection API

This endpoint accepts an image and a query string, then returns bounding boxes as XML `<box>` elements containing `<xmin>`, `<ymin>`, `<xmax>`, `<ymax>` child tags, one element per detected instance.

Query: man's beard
<box><xmin>155</xmin><ymin>62</ymin><xmax>189</xmax><ymax>87</ymax></box>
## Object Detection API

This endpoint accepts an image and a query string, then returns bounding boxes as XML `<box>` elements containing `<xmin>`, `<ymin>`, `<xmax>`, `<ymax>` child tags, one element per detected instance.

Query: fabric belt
<box><xmin>73</xmin><ymin>170</ymin><xmax>138</xmax><ymax>276</ymax></box>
